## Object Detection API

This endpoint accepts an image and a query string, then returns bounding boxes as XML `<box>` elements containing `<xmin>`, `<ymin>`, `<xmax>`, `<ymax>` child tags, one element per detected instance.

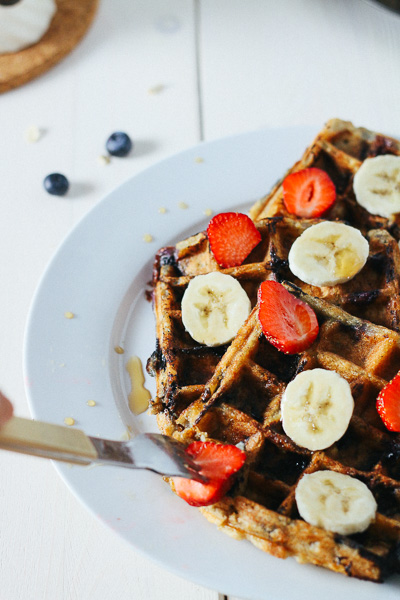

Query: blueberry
<box><xmin>43</xmin><ymin>173</ymin><xmax>69</xmax><ymax>196</ymax></box>
<box><xmin>106</xmin><ymin>132</ymin><xmax>132</xmax><ymax>157</ymax></box>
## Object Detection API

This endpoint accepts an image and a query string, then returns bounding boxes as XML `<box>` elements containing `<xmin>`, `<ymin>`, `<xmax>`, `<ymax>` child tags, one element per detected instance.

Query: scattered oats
<box><xmin>25</xmin><ymin>125</ymin><xmax>41</xmax><ymax>143</ymax></box>
<box><xmin>148</xmin><ymin>84</ymin><xmax>165</xmax><ymax>95</ymax></box>
<box><xmin>203</xmin><ymin>208</ymin><xmax>213</xmax><ymax>217</ymax></box>
<box><xmin>158</xmin><ymin>206</ymin><xmax>167</xmax><ymax>214</ymax></box>
<box><xmin>114</xmin><ymin>346</ymin><xmax>125</xmax><ymax>354</ymax></box>
<box><xmin>64</xmin><ymin>311</ymin><xmax>74</xmax><ymax>319</ymax></box>
<box><xmin>194</xmin><ymin>157</ymin><xmax>204</xmax><ymax>163</ymax></box>
<box><xmin>178</xmin><ymin>202</ymin><xmax>188</xmax><ymax>210</ymax></box>
<box><xmin>87</xmin><ymin>400</ymin><xmax>96</xmax><ymax>407</ymax></box>
<box><xmin>64</xmin><ymin>417</ymin><xmax>75</xmax><ymax>426</ymax></box>
<box><xmin>200</xmin><ymin>433</ymin><xmax>207</xmax><ymax>442</ymax></box>
<box><xmin>143</xmin><ymin>233</ymin><xmax>153</xmax><ymax>243</ymax></box>
<box><xmin>98</xmin><ymin>154</ymin><xmax>111</xmax><ymax>166</ymax></box>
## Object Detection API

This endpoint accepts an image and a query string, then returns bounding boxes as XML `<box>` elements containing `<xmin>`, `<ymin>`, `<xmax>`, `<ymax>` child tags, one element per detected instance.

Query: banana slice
<box><xmin>281</xmin><ymin>368</ymin><xmax>354</xmax><ymax>451</ymax></box>
<box><xmin>353</xmin><ymin>155</ymin><xmax>400</xmax><ymax>219</ymax></box>
<box><xmin>295</xmin><ymin>470</ymin><xmax>377</xmax><ymax>535</ymax></box>
<box><xmin>181</xmin><ymin>271</ymin><xmax>251</xmax><ymax>346</ymax></box>
<box><xmin>288</xmin><ymin>221</ymin><xmax>369</xmax><ymax>286</ymax></box>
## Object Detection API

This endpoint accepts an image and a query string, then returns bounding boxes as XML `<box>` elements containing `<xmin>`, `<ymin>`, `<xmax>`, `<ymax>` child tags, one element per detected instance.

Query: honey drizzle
<box><xmin>125</xmin><ymin>356</ymin><xmax>151</xmax><ymax>415</ymax></box>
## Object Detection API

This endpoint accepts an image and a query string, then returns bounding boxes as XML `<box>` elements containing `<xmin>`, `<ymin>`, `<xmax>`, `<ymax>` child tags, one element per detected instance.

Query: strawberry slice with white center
<box><xmin>257</xmin><ymin>281</ymin><xmax>319</xmax><ymax>354</ymax></box>
<box><xmin>207</xmin><ymin>212</ymin><xmax>262</xmax><ymax>268</ymax></box>
<box><xmin>172</xmin><ymin>441</ymin><xmax>246</xmax><ymax>507</ymax></box>
<box><xmin>282</xmin><ymin>167</ymin><xmax>336</xmax><ymax>218</ymax></box>
<box><xmin>376</xmin><ymin>371</ymin><xmax>400</xmax><ymax>432</ymax></box>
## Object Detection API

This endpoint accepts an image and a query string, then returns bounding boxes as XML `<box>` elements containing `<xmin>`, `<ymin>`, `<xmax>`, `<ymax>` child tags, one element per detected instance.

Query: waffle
<box><xmin>146</xmin><ymin>120</ymin><xmax>400</xmax><ymax>581</ymax></box>
<box><xmin>148</xmin><ymin>214</ymin><xmax>400</xmax><ymax>428</ymax></box>
<box><xmin>168</xmin><ymin>287</ymin><xmax>400</xmax><ymax>581</ymax></box>
<box><xmin>146</xmin><ymin>227</ymin><xmax>272</xmax><ymax>435</ymax></box>
<box><xmin>250</xmin><ymin>118</ymin><xmax>400</xmax><ymax>240</ymax></box>
<box><xmin>256</xmin><ymin>216</ymin><xmax>400</xmax><ymax>332</ymax></box>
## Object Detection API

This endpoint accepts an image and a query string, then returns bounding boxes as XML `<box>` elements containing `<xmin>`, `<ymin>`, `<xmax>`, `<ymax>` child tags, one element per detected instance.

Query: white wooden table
<box><xmin>1</xmin><ymin>1</ymin><xmax>400</xmax><ymax>598</ymax></box>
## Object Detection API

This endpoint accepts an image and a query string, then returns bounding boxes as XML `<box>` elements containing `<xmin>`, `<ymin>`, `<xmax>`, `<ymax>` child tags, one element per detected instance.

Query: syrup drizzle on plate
<box><xmin>125</xmin><ymin>356</ymin><xmax>151</xmax><ymax>415</ymax></box>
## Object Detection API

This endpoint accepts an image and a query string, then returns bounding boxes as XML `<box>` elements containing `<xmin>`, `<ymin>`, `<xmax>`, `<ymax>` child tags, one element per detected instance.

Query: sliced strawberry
<box><xmin>257</xmin><ymin>281</ymin><xmax>319</xmax><ymax>354</ymax></box>
<box><xmin>282</xmin><ymin>167</ymin><xmax>336</xmax><ymax>218</ymax></box>
<box><xmin>376</xmin><ymin>371</ymin><xmax>400</xmax><ymax>432</ymax></box>
<box><xmin>172</xmin><ymin>441</ymin><xmax>246</xmax><ymax>507</ymax></box>
<box><xmin>207</xmin><ymin>212</ymin><xmax>262</xmax><ymax>268</ymax></box>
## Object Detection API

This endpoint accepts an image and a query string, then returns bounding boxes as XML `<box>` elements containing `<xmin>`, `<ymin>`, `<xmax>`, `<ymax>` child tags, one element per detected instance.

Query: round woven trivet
<box><xmin>0</xmin><ymin>0</ymin><xmax>99</xmax><ymax>93</ymax></box>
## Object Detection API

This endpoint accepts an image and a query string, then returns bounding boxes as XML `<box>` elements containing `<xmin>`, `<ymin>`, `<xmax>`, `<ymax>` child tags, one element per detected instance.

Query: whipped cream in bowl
<box><xmin>0</xmin><ymin>0</ymin><xmax>56</xmax><ymax>54</ymax></box>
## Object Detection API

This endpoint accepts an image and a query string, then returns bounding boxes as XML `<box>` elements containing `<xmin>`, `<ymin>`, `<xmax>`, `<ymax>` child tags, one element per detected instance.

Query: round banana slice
<box><xmin>181</xmin><ymin>271</ymin><xmax>251</xmax><ymax>346</ymax></box>
<box><xmin>281</xmin><ymin>368</ymin><xmax>354</xmax><ymax>451</ymax></box>
<box><xmin>295</xmin><ymin>470</ymin><xmax>377</xmax><ymax>535</ymax></box>
<box><xmin>288</xmin><ymin>221</ymin><xmax>369</xmax><ymax>286</ymax></box>
<box><xmin>353</xmin><ymin>155</ymin><xmax>400</xmax><ymax>219</ymax></box>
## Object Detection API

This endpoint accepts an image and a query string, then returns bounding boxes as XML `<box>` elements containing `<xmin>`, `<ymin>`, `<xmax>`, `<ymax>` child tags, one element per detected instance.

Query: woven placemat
<box><xmin>0</xmin><ymin>0</ymin><xmax>99</xmax><ymax>93</ymax></box>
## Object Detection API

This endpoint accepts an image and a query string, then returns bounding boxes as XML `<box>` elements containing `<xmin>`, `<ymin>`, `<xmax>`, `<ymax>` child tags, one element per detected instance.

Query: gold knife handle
<box><xmin>0</xmin><ymin>416</ymin><xmax>98</xmax><ymax>465</ymax></box>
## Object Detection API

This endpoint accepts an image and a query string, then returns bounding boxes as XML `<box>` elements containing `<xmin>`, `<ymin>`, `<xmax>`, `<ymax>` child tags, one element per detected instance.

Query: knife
<box><xmin>0</xmin><ymin>416</ymin><xmax>207</xmax><ymax>482</ymax></box>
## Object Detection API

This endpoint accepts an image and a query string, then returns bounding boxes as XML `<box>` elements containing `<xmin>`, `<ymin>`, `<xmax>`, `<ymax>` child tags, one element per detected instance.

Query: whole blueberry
<box><xmin>43</xmin><ymin>173</ymin><xmax>69</xmax><ymax>196</ymax></box>
<box><xmin>106</xmin><ymin>132</ymin><xmax>133</xmax><ymax>157</ymax></box>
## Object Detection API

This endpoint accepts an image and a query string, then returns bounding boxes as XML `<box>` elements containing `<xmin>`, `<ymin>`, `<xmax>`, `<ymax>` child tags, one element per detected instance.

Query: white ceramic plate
<box><xmin>24</xmin><ymin>127</ymin><xmax>400</xmax><ymax>600</ymax></box>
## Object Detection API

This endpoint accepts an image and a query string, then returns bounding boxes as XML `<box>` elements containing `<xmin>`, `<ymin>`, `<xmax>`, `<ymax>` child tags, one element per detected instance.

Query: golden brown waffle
<box><xmin>146</xmin><ymin>120</ymin><xmax>400</xmax><ymax>581</ymax></box>
<box><xmin>250</xmin><ymin>118</ymin><xmax>400</xmax><ymax>241</ymax></box>
<box><xmin>258</xmin><ymin>216</ymin><xmax>400</xmax><ymax>331</ymax></box>
<box><xmin>148</xmin><ymin>214</ymin><xmax>400</xmax><ymax>426</ymax></box>
<box><xmin>168</xmin><ymin>287</ymin><xmax>400</xmax><ymax>582</ymax></box>
<box><xmin>146</xmin><ymin>227</ymin><xmax>272</xmax><ymax>435</ymax></box>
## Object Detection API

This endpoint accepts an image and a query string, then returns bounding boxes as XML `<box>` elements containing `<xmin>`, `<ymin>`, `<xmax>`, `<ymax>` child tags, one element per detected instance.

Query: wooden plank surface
<box><xmin>199</xmin><ymin>0</ymin><xmax>400</xmax><ymax>138</ymax></box>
